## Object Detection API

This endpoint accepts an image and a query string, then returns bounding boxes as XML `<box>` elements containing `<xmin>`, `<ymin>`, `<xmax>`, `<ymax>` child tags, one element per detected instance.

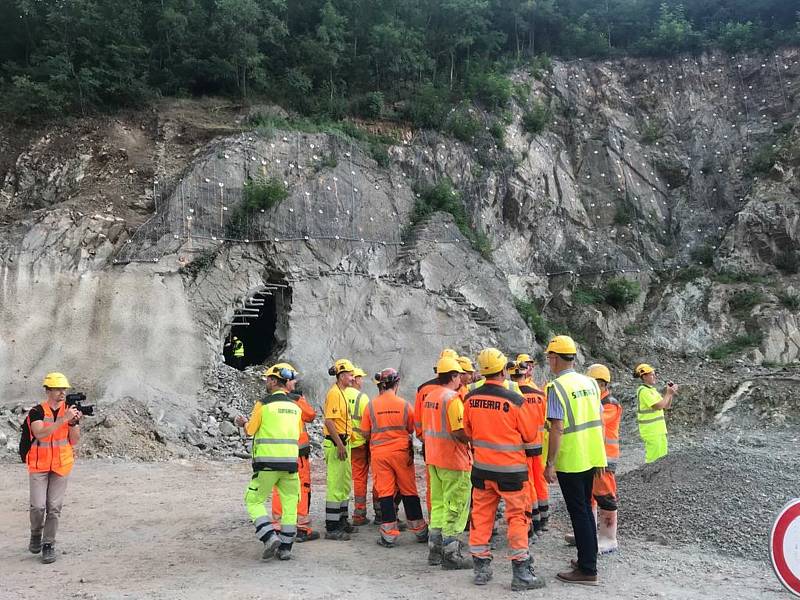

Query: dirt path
<box><xmin>0</xmin><ymin>460</ymin><xmax>783</xmax><ymax>600</ymax></box>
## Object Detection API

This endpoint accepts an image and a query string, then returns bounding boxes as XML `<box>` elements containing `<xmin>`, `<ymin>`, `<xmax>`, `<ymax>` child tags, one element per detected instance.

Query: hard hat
<box><xmin>586</xmin><ymin>364</ymin><xmax>611</xmax><ymax>383</ymax></box>
<box><xmin>439</xmin><ymin>348</ymin><xmax>459</xmax><ymax>359</ymax></box>
<box><xmin>456</xmin><ymin>356</ymin><xmax>475</xmax><ymax>373</ymax></box>
<box><xmin>353</xmin><ymin>367</ymin><xmax>367</xmax><ymax>378</ymax></box>
<box><xmin>634</xmin><ymin>363</ymin><xmax>655</xmax><ymax>377</ymax></box>
<box><xmin>263</xmin><ymin>362</ymin><xmax>298</xmax><ymax>381</ymax></box>
<box><xmin>374</xmin><ymin>368</ymin><xmax>400</xmax><ymax>387</ymax></box>
<box><xmin>546</xmin><ymin>335</ymin><xmax>578</xmax><ymax>355</ymax></box>
<box><xmin>42</xmin><ymin>372</ymin><xmax>71</xmax><ymax>389</ymax></box>
<box><xmin>329</xmin><ymin>359</ymin><xmax>355</xmax><ymax>376</ymax></box>
<box><xmin>436</xmin><ymin>357</ymin><xmax>464</xmax><ymax>375</ymax></box>
<box><xmin>516</xmin><ymin>353</ymin><xmax>534</xmax><ymax>364</ymax></box>
<box><xmin>477</xmin><ymin>348</ymin><xmax>508</xmax><ymax>376</ymax></box>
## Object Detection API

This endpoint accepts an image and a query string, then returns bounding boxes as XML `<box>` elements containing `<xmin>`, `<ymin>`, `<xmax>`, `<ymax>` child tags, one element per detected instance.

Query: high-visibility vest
<box><xmin>601</xmin><ymin>392</ymin><xmax>622</xmax><ymax>470</ymax></box>
<box><xmin>467</xmin><ymin>378</ymin><xmax>524</xmax><ymax>395</ymax></box>
<box><xmin>519</xmin><ymin>384</ymin><xmax>546</xmax><ymax>457</ymax></box>
<box><xmin>346</xmin><ymin>388</ymin><xmax>369</xmax><ymax>449</ymax></box>
<box><xmin>414</xmin><ymin>378</ymin><xmax>438</xmax><ymax>437</ymax></box>
<box><xmin>637</xmin><ymin>385</ymin><xmax>667</xmax><ymax>437</ymax></box>
<box><xmin>27</xmin><ymin>402</ymin><xmax>74</xmax><ymax>477</ymax></box>
<box><xmin>251</xmin><ymin>391</ymin><xmax>301</xmax><ymax>472</ymax></box>
<box><xmin>288</xmin><ymin>392</ymin><xmax>316</xmax><ymax>458</ymax></box>
<box><xmin>463</xmin><ymin>381</ymin><xmax>533</xmax><ymax>483</ymax></box>
<box><xmin>548</xmin><ymin>371</ymin><xmax>607</xmax><ymax>473</ymax></box>
<box><xmin>421</xmin><ymin>386</ymin><xmax>471</xmax><ymax>472</ymax></box>
<box><xmin>233</xmin><ymin>339</ymin><xmax>244</xmax><ymax>357</ymax></box>
<box><xmin>364</xmin><ymin>391</ymin><xmax>413</xmax><ymax>456</ymax></box>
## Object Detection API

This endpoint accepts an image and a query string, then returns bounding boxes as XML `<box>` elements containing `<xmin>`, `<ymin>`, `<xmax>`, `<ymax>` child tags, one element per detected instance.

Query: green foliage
<box><xmin>709</xmin><ymin>334</ymin><xmax>762</xmax><ymax>360</ymax></box>
<box><xmin>531</xmin><ymin>54</ymin><xmax>553</xmax><ymax>79</ymax></box>
<box><xmin>521</xmin><ymin>101</ymin><xmax>552</xmax><ymax>136</ymax></box>
<box><xmin>604</xmin><ymin>277</ymin><xmax>641</xmax><ymax>309</ymax></box>
<box><xmin>445</xmin><ymin>107</ymin><xmax>482</xmax><ymax>143</ymax></box>
<box><xmin>746</xmin><ymin>144</ymin><xmax>778</xmax><ymax>176</ymax></box>
<box><xmin>729</xmin><ymin>290</ymin><xmax>766</xmax><ymax>315</ymax></box>
<box><xmin>404</xmin><ymin>84</ymin><xmax>449</xmax><ymax>130</ymax></box>
<box><xmin>623</xmin><ymin>323</ymin><xmax>644</xmax><ymax>335</ymax></box>
<box><xmin>778</xmin><ymin>292</ymin><xmax>800</xmax><ymax>311</ymax></box>
<box><xmin>775</xmin><ymin>250</ymin><xmax>799</xmax><ymax>275</ymax></box>
<box><xmin>369</xmin><ymin>142</ymin><xmax>390</xmax><ymax>167</ymax></box>
<box><xmin>717</xmin><ymin>21</ymin><xmax>757</xmax><ymax>53</ymax></box>
<box><xmin>713</xmin><ymin>270</ymin><xmax>767</xmax><ymax>284</ymax></box>
<box><xmin>227</xmin><ymin>176</ymin><xmax>288</xmax><ymax>237</ymax></box>
<box><xmin>690</xmin><ymin>244</ymin><xmax>715</xmax><ymax>266</ymax></box>
<box><xmin>614</xmin><ymin>203</ymin><xmax>634</xmax><ymax>226</ymax></box>
<box><xmin>467</xmin><ymin>70</ymin><xmax>512</xmax><ymax>111</ymax></box>
<box><xmin>573</xmin><ymin>286</ymin><xmax>604</xmax><ymax>305</ymax></box>
<box><xmin>636</xmin><ymin>4</ymin><xmax>703</xmax><ymax>56</ymax></box>
<box><xmin>179</xmin><ymin>247</ymin><xmax>219</xmax><ymax>278</ymax></box>
<box><xmin>412</xmin><ymin>179</ymin><xmax>491</xmax><ymax>260</ymax></box>
<box><xmin>514</xmin><ymin>299</ymin><xmax>551</xmax><ymax>344</ymax></box>
<box><xmin>673</xmin><ymin>265</ymin><xmax>705</xmax><ymax>282</ymax></box>
<box><xmin>641</xmin><ymin>121</ymin><xmax>664</xmax><ymax>144</ymax></box>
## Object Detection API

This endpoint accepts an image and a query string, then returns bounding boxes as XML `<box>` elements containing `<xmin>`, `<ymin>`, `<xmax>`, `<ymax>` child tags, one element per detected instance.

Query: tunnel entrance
<box><xmin>223</xmin><ymin>281</ymin><xmax>290</xmax><ymax>370</ymax></box>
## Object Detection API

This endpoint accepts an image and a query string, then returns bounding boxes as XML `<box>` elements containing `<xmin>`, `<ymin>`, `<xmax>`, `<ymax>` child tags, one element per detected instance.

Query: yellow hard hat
<box><xmin>516</xmin><ymin>353</ymin><xmax>534</xmax><ymax>364</ymax></box>
<box><xmin>634</xmin><ymin>363</ymin><xmax>655</xmax><ymax>377</ymax></box>
<box><xmin>330</xmin><ymin>359</ymin><xmax>355</xmax><ymax>376</ymax></box>
<box><xmin>42</xmin><ymin>372</ymin><xmax>71</xmax><ymax>389</ymax></box>
<box><xmin>546</xmin><ymin>335</ymin><xmax>578</xmax><ymax>355</ymax></box>
<box><xmin>586</xmin><ymin>364</ymin><xmax>611</xmax><ymax>383</ymax></box>
<box><xmin>436</xmin><ymin>357</ymin><xmax>464</xmax><ymax>375</ymax></box>
<box><xmin>477</xmin><ymin>348</ymin><xmax>507</xmax><ymax>376</ymax></box>
<box><xmin>263</xmin><ymin>362</ymin><xmax>298</xmax><ymax>381</ymax></box>
<box><xmin>456</xmin><ymin>356</ymin><xmax>475</xmax><ymax>373</ymax></box>
<box><xmin>439</xmin><ymin>348</ymin><xmax>459</xmax><ymax>359</ymax></box>
<box><xmin>353</xmin><ymin>367</ymin><xmax>367</xmax><ymax>378</ymax></box>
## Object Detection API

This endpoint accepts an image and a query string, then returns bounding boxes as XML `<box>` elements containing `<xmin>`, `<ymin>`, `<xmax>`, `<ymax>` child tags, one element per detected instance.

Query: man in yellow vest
<box><xmin>634</xmin><ymin>363</ymin><xmax>677</xmax><ymax>463</ymax></box>
<box><xmin>235</xmin><ymin>363</ymin><xmax>302</xmax><ymax>561</ymax></box>
<box><xmin>323</xmin><ymin>359</ymin><xmax>356</xmax><ymax>539</ymax></box>
<box><xmin>543</xmin><ymin>336</ymin><xmax>606</xmax><ymax>586</ymax></box>
<box><xmin>347</xmin><ymin>366</ymin><xmax>371</xmax><ymax>525</ymax></box>
<box><xmin>26</xmin><ymin>373</ymin><xmax>82</xmax><ymax>564</ymax></box>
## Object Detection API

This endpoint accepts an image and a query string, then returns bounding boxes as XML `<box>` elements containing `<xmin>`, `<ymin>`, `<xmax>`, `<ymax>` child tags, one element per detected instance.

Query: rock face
<box><xmin>0</xmin><ymin>52</ymin><xmax>799</xmax><ymax>457</ymax></box>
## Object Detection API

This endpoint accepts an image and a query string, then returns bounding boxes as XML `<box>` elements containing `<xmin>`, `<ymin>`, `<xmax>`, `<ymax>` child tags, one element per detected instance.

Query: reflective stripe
<box><xmin>523</xmin><ymin>443</ymin><xmax>543</xmax><ymax>450</ymax></box>
<box><xmin>252</xmin><ymin>456</ymin><xmax>298</xmax><ymax>464</ymax></box>
<box><xmin>564</xmin><ymin>419</ymin><xmax>603</xmax><ymax>434</ymax></box>
<box><xmin>605</xmin><ymin>439</ymin><xmax>620</xmax><ymax>445</ymax></box>
<box><xmin>509</xmin><ymin>548</ymin><xmax>529</xmax><ymax>560</ymax></box>
<box><xmin>638</xmin><ymin>415</ymin><xmax>665</xmax><ymax>425</ymax></box>
<box><xmin>278</xmin><ymin>532</ymin><xmax>296</xmax><ymax>544</ymax></box>
<box><xmin>472</xmin><ymin>461</ymin><xmax>527</xmax><ymax>473</ymax></box>
<box><xmin>298</xmin><ymin>442</ymin><xmax>310</xmax><ymax>449</ymax></box>
<box><xmin>637</xmin><ymin>408</ymin><xmax>660</xmax><ymax>415</ymax></box>
<box><xmin>471</xmin><ymin>440</ymin><xmax>525</xmax><ymax>452</ymax></box>
<box><xmin>371</xmin><ymin>425</ymin><xmax>407</xmax><ymax>433</ymax></box>
<box><xmin>254</xmin><ymin>516</ymin><xmax>271</xmax><ymax>528</ymax></box>
<box><xmin>254</xmin><ymin>438</ymin><xmax>299</xmax><ymax>445</ymax></box>
<box><xmin>552</xmin><ymin>379</ymin><xmax>603</xmax><ymax>435</ymax></box>
<box><xmin>32</xmin><ymin>439</ymin><xmax>70</xmax><ymax>447</ymax></box>
<box><xmin>422</xmin><ymin>429</ymin><xmax>452</xmax><ymax>440</ymax></box>
<box><xmin>371</xmin><ymin>437</ymin><xmax>404</xmax><ymax>446</ymax></box>
<box><xmin>470</xmin><ymin>544</ymin><xmax>491</xmax><ymax>556</ymax></box>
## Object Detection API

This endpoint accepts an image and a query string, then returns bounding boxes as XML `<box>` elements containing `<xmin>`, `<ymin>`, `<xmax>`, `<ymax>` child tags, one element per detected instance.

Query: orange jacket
<box><xmin>27</xmin><ymin>402</ymin><xmax>75</xmax><ymax>476</ymax></box>
<box><xmin>463</xmin><ymin>381</ymin><xmax>535</xmax><ymax>484</ymax></box>
<box><xmin>519</xmin><ymin>383</ymin><xmax>546</xmax><ymax>456</ymax></box>
<box><xmin>601</xmin><ymin>391</ymin><xmax>622</xmax><ymax>468</ymax></box>
<box><xmin>414</xmin><ymin>377</ymin><xmax>438</xmax><ymax>438</ymax></box>
<box><xmin>362</xmin><ymin>390</ymin><xmax>414</xmax><ymax>457</ymax></box>
<box><xmin>421</xmin><ymin>385</ymin><xmax>472</xmax><ymax>472</ymax></box>
<box><xmin>290</xmin><ymin>393</ymin><xmax>317</xmax><ymax>457</ymax></box>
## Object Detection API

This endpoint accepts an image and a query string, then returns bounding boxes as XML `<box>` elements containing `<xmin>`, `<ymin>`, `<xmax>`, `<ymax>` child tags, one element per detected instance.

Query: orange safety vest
<box><xmin>363</xmin><ymin>391</ymin><xmax>414</xmax><ymax>456</ymax></box>
<box><xmin>601</xmin><ymin>391</ymin><xmax>622</xmax><ymax>470</ymax></box>
<box><xmin>414</xmin><ymin>378</ymin><xmax>438</xmax><ymax>437</ymax></box>
<box><xmin>519</xmin><ymin>383</ymin><xmax>546</xmax><ymax>457</ymax></box>
<box><xmin>463</xmin><ymin>381</ymin><xmax>536</xmax><ymax>484</ymax></box>
<box><xmin>421</xmin><ymin>386</ymin><xmax>472</xmax><ymax>472</ymax></box>
<box><xmin>290</xmin><ymin>393</ymin><xmax>317</xmax><ymax>458</ymax></box>
<box><xmin>27</xmin><ymin>402</ymin><xmax>74</xmax><ymax>476</ymax></box>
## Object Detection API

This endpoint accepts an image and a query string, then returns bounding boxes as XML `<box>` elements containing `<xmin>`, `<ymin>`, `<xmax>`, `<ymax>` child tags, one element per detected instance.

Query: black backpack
<box><xmin>18</xmin><ymin>411</ymin><xmax>33</xmax><ymax>463</ymax></box>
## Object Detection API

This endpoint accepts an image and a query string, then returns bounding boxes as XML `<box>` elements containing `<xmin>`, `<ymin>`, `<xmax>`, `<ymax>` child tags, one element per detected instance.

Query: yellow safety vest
<box><xmin>346</xmin><ymin>388</ymin><xmax>369</xmax><ymax>448</ymax></box>
<box><xmin>233</xmin><ymin>339</ymin><xmax>244</xmax><ymax>357</ymax></box>
<box><xmin>637</xmin><ymin>385</ymin><xmax>667</xmax><ymax>437</ymax></box>
<box><xmin>467</xmin><ymin>379</ymin><xmax>523</xmax><ymax>395</ymax></box>
<box><xmin>251</xmin><ymin>391</ymin><xmax>301</xmax><ymax>472</ymax></box>
<box><xmin>548</xmin><ymin>371</ymin><xmax>607</xmax><ymax>473</ymax></box>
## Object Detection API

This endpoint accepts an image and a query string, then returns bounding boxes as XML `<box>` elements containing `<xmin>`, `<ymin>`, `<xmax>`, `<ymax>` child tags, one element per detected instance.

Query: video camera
<box><xmin>66</xmin><ymin>392</ymin><xmax>95</xmax><ymax>416</ymax></box>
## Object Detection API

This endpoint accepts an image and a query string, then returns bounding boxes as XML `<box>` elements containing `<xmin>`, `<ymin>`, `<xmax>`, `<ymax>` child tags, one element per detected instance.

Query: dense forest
<box><xmin>1</xmin><ymin>0</ymin><xmax>798</xmax><ymax>122</ymax></box>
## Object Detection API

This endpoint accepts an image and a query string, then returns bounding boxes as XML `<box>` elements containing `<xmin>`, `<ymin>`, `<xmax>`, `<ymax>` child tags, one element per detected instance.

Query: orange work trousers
<box><xmin>592</xmin><ymin>468</ymin><xmax>618</xmax><ymax>511</ymax></box>
<box><xmin>469</xmin><ymin>479</ymin><xmax>530</xmax><ymax>561</ymax></box>
<box><xmin>272</xmin><ymin>456</ymin><xmax>312</xmax><ymax>532</ymax></box>
<box><xmin>526</xmin><ymin>455</ymin><xmax>549</xmax><ymax>519</ymax></box>
<box><xmin>351</xmin><ymin>445</ymin><xmax>369</xmax><ymax>520</ymax></box>
<box><xmin>372</xmin><ymin>450</ymin><xmax>418</xmax><ymax>498</ymax></box>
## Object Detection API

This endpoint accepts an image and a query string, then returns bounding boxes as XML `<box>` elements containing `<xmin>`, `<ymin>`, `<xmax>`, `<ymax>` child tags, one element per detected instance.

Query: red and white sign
<box><xmin>771</xmin><ymin>499</ymin><xmax>800</xmax><ymax>597</ymax></box>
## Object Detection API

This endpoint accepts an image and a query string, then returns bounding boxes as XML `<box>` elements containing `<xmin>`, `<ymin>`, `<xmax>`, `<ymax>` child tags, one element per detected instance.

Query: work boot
<box><xmin>276</xmin><ymin>543</ymin><xmax>292</xmax><ymax>561</ymax></box>
<box><xmin>564</xmin><ymin>533</ymin><xmax>576</xmax><ymax>546</ymax></box>
<box><xmin>261</xmin><ymin>535</ymin><xmax>280</xmax><ymax>560</ymax></box>
<box><xmin>415</xmin><ymin>526</ymin><xmax>429</xmax><ymax>544</ymax></box>
<box><xmin>29</xmin><ymin>533</ymin><xmax>42</xmax><ymax>554</ymax></box>
<box><xmin>472</xmin><ymin>557</ymin><xmax>493</xmax><ymax>586</ymax></box>
<box><xmin>41</xmin><ymin>543</ymin><xmax>56</xmax><ymax>564</ymax></box>
<box><xmin>511</xmin><ymin>557</ymin><xmax>546</xmax><ymax>591</ymax></box>
<box><xmin>352</xmin><ymin>515</ymin><xmax>369</xmax><ymax>527</ymax></box>
<box><xmin>597</xmin><ymin>509</ymin><xmax>619</xmax><ymax>554</ymax></box>
<box><xmin>427</xmin><ymin>530</ymin><xmax>443</xmax><ymax>566</ymax></box>
<box><xmin>397</xmin><ymin>520</ymin><xmax>408</xmax><ymax>532</ymax></box>
<box><xmin>539</xmin><ymin>516</ymin><xmax>550</xmax><ymax>532</ymax></box>
<box><xmin>442</xmin><ymin>540</ymin><xmax>473</xmax><ymax>570</ymax></box>
<box><xmin>340</xmin><ymin>517</ymin><xmax>357</xmax><ymax>533</ymax></box>
<box><xmin>376</xmin><ymin>537</ymin><xmax>396</xmax><ymax>548</ymax></box>
<box><xmin>557</xmin><ymin>568</ymin><xmax>598</xmax><ymax>586</ymax></box>
<box><xmin>295</xmin><ymin>530</ymin><xmax>320</xmax><ymax>543</ymax></box>
<box><xmin>324</xmin><ymin>530</ymin><xmax>351</xmax><ymax>541</ymax></box>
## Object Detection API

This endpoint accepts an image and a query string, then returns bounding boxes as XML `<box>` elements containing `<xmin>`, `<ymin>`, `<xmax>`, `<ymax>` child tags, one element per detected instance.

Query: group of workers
<box><xmin>232</xmin><ymin>335</ymin><xmax>679</xmax><ymax>588</ymax></box>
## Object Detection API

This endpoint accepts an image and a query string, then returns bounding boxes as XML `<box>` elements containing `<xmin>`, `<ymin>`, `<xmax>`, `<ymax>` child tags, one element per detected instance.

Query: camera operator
<box><xmin>634</xmin><ymin>364</ymin><xmax>677</xmax><ymax>464</ymax></box>
<box><xmin>25</xmin><ymin>373</ymin><xmax>82</xmax><ymax>564</ymax></box>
